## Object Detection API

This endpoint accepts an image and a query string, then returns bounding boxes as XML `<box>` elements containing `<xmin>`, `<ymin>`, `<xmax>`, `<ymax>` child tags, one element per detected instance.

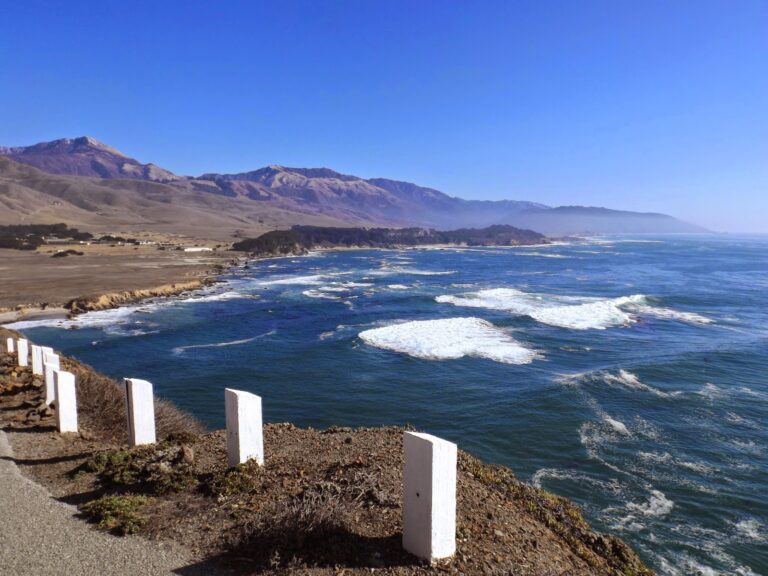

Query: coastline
<box><xmin>1</xmin><ymin>241</ymin><xmax>565</xmax><ymax>327</ymax></box>
<box><xmin>1</xmin><ymin>237</ymin><xmax>569</xmax><ymax>328</ymax></box>
<box><xmin>0</xmin><ymin>248</ymin><xmax>244</xmax><ymax>325</ymax></box>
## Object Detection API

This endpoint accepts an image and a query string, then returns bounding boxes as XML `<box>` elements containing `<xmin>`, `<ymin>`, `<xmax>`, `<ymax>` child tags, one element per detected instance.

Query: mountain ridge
<box><xmin>0</xmin><ymin>136</ymin><xmax>707</xmax><ymax>236</ymax></box>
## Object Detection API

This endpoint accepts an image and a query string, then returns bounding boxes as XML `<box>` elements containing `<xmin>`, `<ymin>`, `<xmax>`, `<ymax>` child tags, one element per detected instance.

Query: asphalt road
<box><xmin>0</xmin><ymin>430</ymin><xmax>197</xmax><ymax>576</ymax></box>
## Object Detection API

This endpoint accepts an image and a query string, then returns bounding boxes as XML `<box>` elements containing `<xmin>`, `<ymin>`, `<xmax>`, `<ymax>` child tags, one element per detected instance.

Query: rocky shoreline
<box><xmin>63</xmin><ymin>278</ymin><xmax>218</xmax><ymax>314</ymax></box>
<box><xmin>0</xmin><ymin>327</ymin><xmax>653</xmax><ymax>575</ymax></box>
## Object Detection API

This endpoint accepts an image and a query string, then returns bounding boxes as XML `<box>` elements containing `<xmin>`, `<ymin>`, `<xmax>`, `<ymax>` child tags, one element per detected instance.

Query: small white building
<box><xmin>183</xmin><ymin>247</ymin><xmax>213</xmax><ymax>253</ymax></box>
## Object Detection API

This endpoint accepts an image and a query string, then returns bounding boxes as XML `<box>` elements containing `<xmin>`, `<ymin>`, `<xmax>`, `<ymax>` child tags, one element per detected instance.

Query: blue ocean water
<box><xmin>11</xmin><ymin>235</ymin><xmax>768</xmax><ymax>575</ymax></box>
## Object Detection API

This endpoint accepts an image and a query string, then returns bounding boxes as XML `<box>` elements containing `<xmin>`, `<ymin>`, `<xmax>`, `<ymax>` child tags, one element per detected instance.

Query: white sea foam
<box><xmin>436</xmin><ymin>288</ymin><xmax>637</xmax><ymax>329</ymax></box>
<box><xmin>358</xmin><ymin>317</ymin><xmax>537</xmax><ymax>364</ymax></box>
<box><xmin>698</xmin><ymin>383</ymin><xmax>723</xmax><ymax>401</ymax></box>
<box><xmin>604</xmin><ymin>416</ymin><xmax>630</xmax><ymax>435</ymax></box>
<box><xmin>172</xmin><ymin>331</ymin><xmax>275</xmax><ymax>355</ymax></box>
<box><xmin>627</xmin><ymin>490</ymin><xmax>675</xmax><ymax>517</ymax></box>
<box><xmin>725</xmin><ymin>411</ymin><xmax>761</xmax><ymax>429</ymax></box>
<box><xmin>603</xmin><ymin>369</ymin><xmax>672</xmax><ymax>398</ymax></box>
<box><xmin>177</xmin><ymin>290</ymin><xmax>249</xmax><ymax>303</ymax></box>
<box><xmin>370</xmin><ymin>267</ymin><xmax>455</xmax><ymax>277</ymax></box>
<box><xmin>258</xmin><ymin>274</ymin><xmax>327</xmax><ymax>285</ymax></box>
<box><xmin>302</xmin><ymin>289</ymin><xmax>343</xmax><ymax>300</ymax></box>
<box><xmin>555</xmin><ymin>369</ymin><xmax>680</xmax><ymax>398</ymax></box>
<box><xmin>639</xmin><ymin>451</ymin><xmax>674</xmax><ymax>464</ymax></box>
<box><xmin>734</xmin><ymin>519</ymin><xmax>764</xmax><ymax>542</ymax></box>
<box><xmin>5</xmin><ymin>305</ymin><xmax>148</xmax><ymax>331</ymax></box>
<box><xmin>436</xmin><ymin>287</ymin><xmax>712</xmax><ymax>330</ymax></box>
<box><xmin>731</xmin><ymin>439</ymin><xmax>761</xmax><ymax>454</ymax></box>
<box><xmin>531</xmin><ymin>468</ymin><xmax>624</xmax><ymax>494</ymax></box>
<box><xmin>514</xmin><ymin>252</ymin><xmax>569</xmax><ymax>258</ymax></box>
<box><xmin>387</xmin><ymin>284</ymin><xmax>409</xmax><ymax>290</ymax></box>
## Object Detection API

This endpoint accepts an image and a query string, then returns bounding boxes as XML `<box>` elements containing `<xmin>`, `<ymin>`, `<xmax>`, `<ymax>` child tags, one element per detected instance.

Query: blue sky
<box><xmin>1</xmin><ymin>1</ymin><xmax>766</xmax><ymax>232</ymax></box>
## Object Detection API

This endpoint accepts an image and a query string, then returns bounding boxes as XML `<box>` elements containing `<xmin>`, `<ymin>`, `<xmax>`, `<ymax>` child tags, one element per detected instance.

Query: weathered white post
<box><xmin>44</xmin><ymin>352</ymin><xmax>59</xmax><ymax>369</ymax></box>
<box><xmin>402</xmin><ymin>431</ymin><xmax>457</xmax><ymax>562</ymax></box>
<box><xmin>225</xmin><ymin>388</ymin><xmax>264</xmax><ymax>467</ymax></box>
<box><xmin>17</xmin><ymin>338</ymin><xmax>29</xmax><ymax>367</ymax></box>
<box><xmin>53</xmin><ymin>370</ymin><xmax>78</xmax><ymax>433</ymax></box>
<box><xmin>31</xmin><ymin>345</ymin><xmax>44</xmax><ymax>376</ymax></box>
<box><xmin>124</xmin><ymin>378</ymin><xmax>156</xmax><ymax>446</ymax></box>
<box><xmin>6</xmin><ymin>337</ymin><xmax>14</xmax><ymax>354</ymax></box>
<box><xmin>43</xmin><ymin>354</ymin><xmax>61</xmax><ymax>405</ymax></box>
<box><xmin>41</xmin><ymin>346</ymin><xmax>54</xmax><ymax>357</ymax></box>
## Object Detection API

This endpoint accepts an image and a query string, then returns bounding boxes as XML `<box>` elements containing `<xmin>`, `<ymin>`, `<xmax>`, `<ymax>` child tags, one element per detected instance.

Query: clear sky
<box><xmin>1</xmin><ymin>1</ymin><xmax>766</xmax><ymax>232</ymax></box>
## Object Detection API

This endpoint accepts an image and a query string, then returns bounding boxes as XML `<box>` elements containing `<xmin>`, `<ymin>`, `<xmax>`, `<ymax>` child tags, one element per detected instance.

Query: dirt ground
<box><xmin>0</xmin><ymin>244</ymin><xmax>238</xmax><ymax>312</ymax></box>
<box><xmin>0</xmin><ymin>333</ymin><xmax>652</xmax><ymax>576</ymax></box>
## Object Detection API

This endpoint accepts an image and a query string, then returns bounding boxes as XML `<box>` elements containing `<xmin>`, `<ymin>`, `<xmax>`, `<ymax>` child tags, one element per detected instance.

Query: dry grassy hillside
<box><xmin>0</xmin><ymin>158</ymin><xmax>373</xmax><ymax>242</ymax></box>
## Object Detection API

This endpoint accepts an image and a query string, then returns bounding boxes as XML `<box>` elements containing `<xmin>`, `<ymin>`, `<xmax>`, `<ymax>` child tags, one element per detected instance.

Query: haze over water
<box><xmin>13</xmin><ymin>235</ymin><xmax>768</xmax><ymax>575</ymax></box>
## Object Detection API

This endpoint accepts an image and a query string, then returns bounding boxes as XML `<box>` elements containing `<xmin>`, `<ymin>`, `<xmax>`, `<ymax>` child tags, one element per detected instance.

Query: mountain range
<box><xmin>0</xmin><ymin>136</ymin><xmax>706</xmax><ymax>239</ymax></box>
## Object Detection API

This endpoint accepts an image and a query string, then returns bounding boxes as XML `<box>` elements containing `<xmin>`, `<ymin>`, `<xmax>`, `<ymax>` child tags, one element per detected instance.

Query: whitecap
<box><xmin>514</xmin><ymin>252</ymin><xmax>569</xmax><ymax>258</ymax></box>
<box><xmin>639</xmin><ymin>451</ymin><xmax>674</xmax><ymax>464</ymax></box>
<box><xmin>627</xmin><ymin>490</ymin><xmax>675</xmax><ymax>517</ymax></box>
<box><xmin>387</xmin><ymin>284</ymin><xmax>410</xmax><ymax>290</ymax></box>
<box><xmin>176</xmin><ymin>290</ymin><xmax>250</xmax><ymax>303</ymax></box>
<box><xmin>258</xmin><ymin>274</ymin><xmax>327</xmax><ymax>285</ymax></box>
<box><xmin>531</xmin><ymin>468</ymin><xmax>624</xmax><ymax>495</ymax></box>
<box><xmin>302</xmin><ymin>289</ymin><xmax>343</xmax><ymax>300</ymax></box>
<box><xmin>358</xmin><ymin>317</ymin><xmax>537</xmax><ymax>364</ymax></box>
<box><xmin>698</xmin><ymin>383</ymin><xmax>723</xmax><ymax>401</ymax></box>
<box><xmin>604</xmin><ymin>416</ymin><xmax>630</xmax><ymax>435</ymax></box>
<box><xmin>603</xmin><ymin>370</ymin><xmax>672</xmax><ymax>398</ymax></box>
<box><xmin>370</xmin><ymin>267</ymin><xmax>455</xmax><ymax>277</ymax></box>
<box><xmin>725</xmin><ymin>412</ymin><xmax>761</xmax><ymax>429</ymax></box>
<box><xmin>734</xmin><ymin>519</ymin><xmax>765</xmax><ymax>542</ymax></box>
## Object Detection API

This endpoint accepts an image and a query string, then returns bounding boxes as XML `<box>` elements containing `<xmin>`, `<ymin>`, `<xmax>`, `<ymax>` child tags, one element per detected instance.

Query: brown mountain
<box><xmin>0</xmin><ymin>157</ymin><xmax>364</xmax><ymax>241</ymax></box>
<box><xmin>0</xmin><ymin>136</ymin><xmax>706</xmax><ymax>236</ymax></box>
<box><xmin>0</xmin><ymin>136</ymin><xmax>178</xmax><ymax>182</ymax></box>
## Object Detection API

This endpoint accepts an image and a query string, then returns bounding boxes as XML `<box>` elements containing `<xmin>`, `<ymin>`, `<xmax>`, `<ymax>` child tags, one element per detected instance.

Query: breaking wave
<box><xmin>358</xmin><ymin>317</ymin><xmax>538</xmax><ymax>364</ymax></box>
<box><xmin>436</xmin><ymin>288</ymin><xmax>712</xmax><ymax>330</ymax></box>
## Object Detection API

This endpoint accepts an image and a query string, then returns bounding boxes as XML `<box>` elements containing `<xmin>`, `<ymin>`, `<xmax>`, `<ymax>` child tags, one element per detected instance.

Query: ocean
<box><xmin>10</xmin><ymin>234</ymin><xmax>767</xmax><ymax>575</ymax></box>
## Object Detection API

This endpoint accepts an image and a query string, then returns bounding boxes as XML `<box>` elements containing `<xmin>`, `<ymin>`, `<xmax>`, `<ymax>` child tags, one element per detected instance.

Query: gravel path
<box><xmin>0</xmin><ymin>430</ymin><xmax>197</xmax><ymax>576</ymax></box>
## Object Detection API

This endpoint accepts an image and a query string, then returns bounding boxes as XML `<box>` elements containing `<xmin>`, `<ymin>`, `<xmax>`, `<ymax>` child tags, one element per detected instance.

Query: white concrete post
<box><xmin>41</xmin><ymin>346</ymin><xmax>54</xmax><ymax>357</ymax></box>
<box><xmin>124</xmin><ymin>378</ymin><xmax>156</xmax><ymax>446</ymax></box>
<box><xmin>43</xmin><ymin>353</ymin><xmax>60</xmax><ymax>369</ymax></box>
<box><xmin>225</xmin><ymin>388</ymin><xmax>264</xmax><ymax>467</ymax></box>
<box><xmin>17</xmin><ymin>338</ymin><xmax>29</xmax><ymax>367</ymax></box>
<box><xmin>43</xmin><ymin>354</ymin><xmax>60</xmax><ymax>405</ymax></box>
<box><xmin>53</xmin><ymin>370</ymin><xmax>78</xmax><ymax>433</ymax></box>
<box><xmin>6</xmin><ymin>337</ymin><xmax>14</xmax><ymax>354</ymax></box>
<box><xmin>31</xmin><ymin>345</ymin><xmax>44</xmax><ymax>375</ymax></box>
<box><xmin>402</xmin><ymin>431</ymin><xmax>457</xmax><ymax>562</ymax></box>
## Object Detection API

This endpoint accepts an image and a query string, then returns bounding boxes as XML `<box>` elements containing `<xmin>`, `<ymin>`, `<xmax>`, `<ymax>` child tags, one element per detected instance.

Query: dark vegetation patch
<box><xmin>81</xmin><ymin>494</ymin><xmax>152</xmax><ymax>535</ymax></box>
<box><xmin>0</xmin><ymin>223</ymin><xmax>92</xmax><ymax>250</ymax></box>
<box><xmin>232</xmin><ymin>224</ymin><xmax>548</xmax><ymax>256</ymax></box>
<box><xmin>51</xmin><ymin>249</ymin><xmax>84</xmax><ymax>258</ymax></box>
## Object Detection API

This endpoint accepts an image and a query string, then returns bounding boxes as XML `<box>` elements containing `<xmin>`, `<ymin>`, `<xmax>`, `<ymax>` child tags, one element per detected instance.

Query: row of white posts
<box><xmin>4</xmin><ymin>336</ymin><xmax>456</xmax><ymax>561</ymax></box>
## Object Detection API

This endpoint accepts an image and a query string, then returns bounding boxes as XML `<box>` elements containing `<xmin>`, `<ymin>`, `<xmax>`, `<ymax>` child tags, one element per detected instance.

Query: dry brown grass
<box><xmin>62</xmin><ymin>356</ymin><xmax>205</xmax><ymax>442</ymax></box>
